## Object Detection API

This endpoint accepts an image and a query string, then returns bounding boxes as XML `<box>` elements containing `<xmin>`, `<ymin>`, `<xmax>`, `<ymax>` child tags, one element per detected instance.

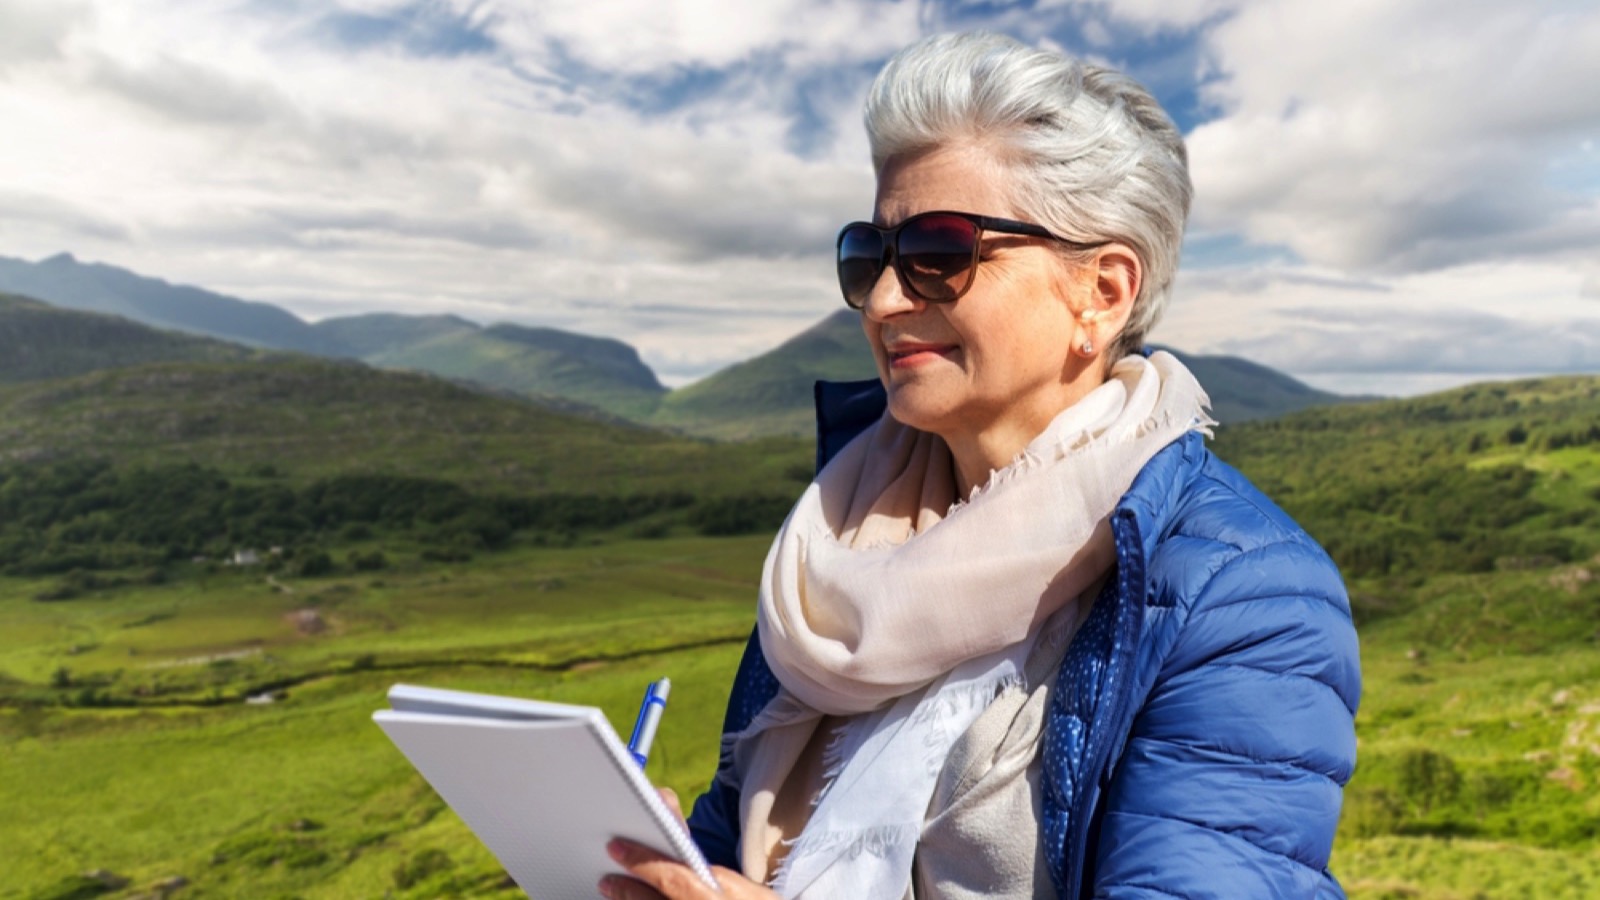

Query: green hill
<box><xmin>651</xmin><ymin>310</ymin><xmax>878</xmax><ymax>438</ymax></box>
<box><xmin>309</xmin><ymin>312</ymin><xmax>479</xmax><ymax>357</ymax></box>
<box><xmin>0</xmin><ymin>357</ymin><xmax>804</xmax><ymax>497</ymax></box>
<box><xmin>1211</xmin><ymin>374</ymin><xmax>1600</xmax><ymax>616</ymax></box>
<box><xmin>1154</xmin><ymin>344</ymin><xmax>1353</xmax><ymax>425</ymax></box>
<box><xmin>0</xmin><ymin>292</ymin><xmax>270</xmax><ymax>382</ymax></box>
<box><xmin>344</xmin><ymin>321</ymin><xmax>668</xmax><ymax>420</ymax></box>
<box><xmin>650</xmin><ymin>309</ymin><xmax>1354</xmax><ymax>438</ymax></box>
<box><xmin>3</xmin><ymin>253</ymin><xmax>1358</xmax><ymax>437</ymax></box>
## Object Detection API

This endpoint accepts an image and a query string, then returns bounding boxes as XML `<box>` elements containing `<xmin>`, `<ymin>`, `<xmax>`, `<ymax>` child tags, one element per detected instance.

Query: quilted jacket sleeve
<box><xmin>1091</xmin><ymin>531</ymin><xmax>1361</xmax><ymax>899</ymax></box>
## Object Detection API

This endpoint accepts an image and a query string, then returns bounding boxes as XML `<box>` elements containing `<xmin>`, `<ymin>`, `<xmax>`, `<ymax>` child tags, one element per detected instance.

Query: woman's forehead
<box><xmin>873</xmin><ymin>144</ymin><xmax>1017</xmax><ymax>225</ymax></box>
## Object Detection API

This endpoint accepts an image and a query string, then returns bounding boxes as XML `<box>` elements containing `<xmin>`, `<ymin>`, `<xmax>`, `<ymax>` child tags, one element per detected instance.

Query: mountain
<box><xmin>308</xmin><ymin>312</ymin><xmax>478</xmax><ymax>357</ymax></box>
<box><xmin>2</xmin><ymin>252</ymin><xmax>1354</xmax><ymax>437</ymax></box>
<box><xmin>0</xmin><ymin>253</ymin><xmax>344</xmax><ymax>355</ymax></box>
<box><xmin>650</xmin><ymin>310</ymin><xmax>877</xmax><ymax>439</ymax></box>
<box><xmin>0</xmin><ymin>356</ymin><xmax>807</xmax><ymax>497</ymax></box>
<box><xmin>317</xmin><ymin>317</ymin><xmax>667</xmax><ymax>419</ymax></box>
<box><xmin>1151</xmin><ymin>345</ymin><xmax>1349</xmax><ymax>426</ymax></box>
<box><xmin>648</xmin><ymin>309</ymin><xmax>1350</xmax><ymax>438</ymax></box>
<box><xmin>0</xmin><ymin>292</ymin><xmax>267</xmax><ymax>382</ymax></box>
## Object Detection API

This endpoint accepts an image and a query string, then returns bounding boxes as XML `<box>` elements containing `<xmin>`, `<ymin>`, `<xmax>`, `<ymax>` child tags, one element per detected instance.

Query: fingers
<box><xmin>600</xmin><ymin>840</ymin><xmax>712</xmax><ymax>900</ymax></box>
<box><xmin>658</xmin><ymin>787</ymin><xmax>688</xmax><ymax>831</ymax></box>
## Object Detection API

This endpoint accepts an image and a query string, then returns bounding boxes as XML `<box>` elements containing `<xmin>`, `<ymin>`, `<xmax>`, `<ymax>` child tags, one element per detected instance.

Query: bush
<box><xmin>295</xmin><ymin>551</ymin><xmax>335</xmax><ymax>577</ymax></box>
<box><xmin>1397</xmin><ymin>748</ymin><xmax>1462</xmax><ymax>815</ymax></box>
<box><xmin>689</xmin><ymin>495</ymin><xmax>793</xmax><ymax>536</ymax></box>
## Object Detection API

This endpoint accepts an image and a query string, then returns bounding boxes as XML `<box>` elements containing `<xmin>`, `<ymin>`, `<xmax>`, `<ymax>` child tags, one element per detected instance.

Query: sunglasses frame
<box><xmin>835</xmin><ymin>210</ymin><xmax>1108</xmax><ymax>309</ymax></box>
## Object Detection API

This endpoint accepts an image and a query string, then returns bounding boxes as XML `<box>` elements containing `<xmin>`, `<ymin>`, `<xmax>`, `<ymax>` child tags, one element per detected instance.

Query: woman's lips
<box><xmin>886</xmin><ymin>342</ymin><xmax>957</xmax><ymax>368</ymax></box>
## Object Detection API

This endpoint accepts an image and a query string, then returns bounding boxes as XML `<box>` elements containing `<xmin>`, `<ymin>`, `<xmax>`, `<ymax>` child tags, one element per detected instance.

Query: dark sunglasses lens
<box><xmin>838</xmin><ymin>225</ymin><xmax>885</xmax><ymax>308</ymax></box>
<box><xmin>897</xmin><ymin>214</ymin><xmax>979</xmax><ymax>302</ymax></box>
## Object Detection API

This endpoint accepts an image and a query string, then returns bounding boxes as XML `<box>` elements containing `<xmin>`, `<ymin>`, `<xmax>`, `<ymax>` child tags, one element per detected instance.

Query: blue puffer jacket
<box><xmin>687</xmin><ymin>380</ymin><xmax>1361</xmax><ymax>899</ymax></box>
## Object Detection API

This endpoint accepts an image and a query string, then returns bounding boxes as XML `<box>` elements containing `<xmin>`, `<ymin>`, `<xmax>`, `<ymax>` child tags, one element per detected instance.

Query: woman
<box><xmin>602</xmin><ymin>31</ymin><xmax>1359</xmax><ymax>900</ymax></box>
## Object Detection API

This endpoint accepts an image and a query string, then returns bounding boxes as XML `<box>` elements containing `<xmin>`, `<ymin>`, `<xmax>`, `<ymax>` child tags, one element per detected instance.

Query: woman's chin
<box><xmin>885</xmin><ymin>387</ymin><xmax>962</xmax><ymax>436</ymax></box>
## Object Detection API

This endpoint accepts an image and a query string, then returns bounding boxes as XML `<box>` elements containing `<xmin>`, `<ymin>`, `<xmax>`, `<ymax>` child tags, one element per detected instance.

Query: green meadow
<box><xmin>1</xmin><ymin>535</ymin><xmax>768</xmax><ymax>899</ymax></box>
<box><xmin>3</xmin><ymin>374</ymin><xmax>1600</xmax><ymax>898</ymax></box>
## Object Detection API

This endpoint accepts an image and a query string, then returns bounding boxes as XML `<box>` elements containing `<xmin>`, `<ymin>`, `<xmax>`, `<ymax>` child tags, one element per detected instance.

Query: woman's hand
<box><xmin>598</xmin><ymin>839</ymin><xmax>778</xmax><ymax>899</ymax></box>
<box><xmin>598</xmin><ymin>788</ymin><xmax>779</xmax><ymax>899</ymax></box>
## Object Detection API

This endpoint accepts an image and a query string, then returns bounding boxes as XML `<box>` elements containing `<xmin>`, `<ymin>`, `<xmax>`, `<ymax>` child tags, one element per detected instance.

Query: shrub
<box><xmin>689</xmin><ymin>495</ymin><xmax>793</xmax><ymax>536</ymax></box>
<box><xmin>295</xmin><ymin>551</ymin><xmax>335</xmax><ymax>577</ymax></box>
<box><xmin>1397</xmin><ymin>747</ymin><xmax>1462</xmax><ymax>815</ymax></box>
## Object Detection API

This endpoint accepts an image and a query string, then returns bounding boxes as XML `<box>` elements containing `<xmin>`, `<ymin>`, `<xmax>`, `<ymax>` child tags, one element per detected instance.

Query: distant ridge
<box><xmin>0</xmin><ymin>292</ymin><xmax>267</xmax><ymax>382</ymax></box>
<box><xmin>646</xmin><ymin>309</ymin><xmax>1351</xmax><ymax>437</ymax></box>
<box><xmin>1150</xmin><ymin>346</ymin><xmax>1349</xmax><ymax>427</ymax></box>
<box><xmin>0</xmin><ymin>253</ymin><xmax>343</xmax><ymax>355</ymax></box>
<box><xmin>310</xmin><ymin>312</ymin><xmax>478</xmax><ymax>357</ymax></box>
<box><xmin>1</xmin><ymin>251</ymin><xmax>1357</xmax><ymax>438</ymax></box>
<box><xmin>650</xmin><ymin>310</ymin><xmax>876</xmax><ymax>439</ymax></box>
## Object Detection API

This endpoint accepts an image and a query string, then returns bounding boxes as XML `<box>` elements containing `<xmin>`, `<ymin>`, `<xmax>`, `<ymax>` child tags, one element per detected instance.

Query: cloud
<box><xmin>1215</xmin><ymin>306</ymin><xmax>1600</xmax><ymax>375</ymax></box>
<box><xmin>486</xmin><ymin>0</ymin><xmax>921</xmax><ymax>76</ymax></box>
<box><xmin>0</xmin><ymin>0</ymin><xmax>88</xmax><ymax>69</ymax></box>
<box><xmin>0</xmin><ymin>189</ymin><xmax>131</xmax><ymax>242</ymax></box>
<box><xmin>0</xmin><ymin>0</ymin><xmax>1595</xmax><ymax>392</ymax></box>
<box><xmin>1154</xmin><ymin>260</ymin><xmax>1600</xmax><ymax>390</ymax></box>
<box><xmin>1182</xmin><ymin>0</ymin><xmax>1600</xmax><ymax>274</ymax></box>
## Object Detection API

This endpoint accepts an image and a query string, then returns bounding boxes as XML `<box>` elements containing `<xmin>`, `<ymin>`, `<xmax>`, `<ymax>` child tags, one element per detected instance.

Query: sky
<box><xmin>0</xmin><ymin>0</ymin><xmax>1597</xmax><ymax>395</ymax></box>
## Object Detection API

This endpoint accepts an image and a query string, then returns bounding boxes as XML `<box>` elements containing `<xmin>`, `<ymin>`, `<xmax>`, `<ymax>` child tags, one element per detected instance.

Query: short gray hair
<box><xmin>863</xmin><ymin>32</ymin><xmax>1191</xmax><ymax>357</ymax></box>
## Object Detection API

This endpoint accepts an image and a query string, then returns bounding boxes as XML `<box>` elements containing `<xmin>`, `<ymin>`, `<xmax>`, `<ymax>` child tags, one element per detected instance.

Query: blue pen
<box><xmin>627</xmin><ymin>677</ymin><xmax>671</xmax><ymax>768</ymax></box>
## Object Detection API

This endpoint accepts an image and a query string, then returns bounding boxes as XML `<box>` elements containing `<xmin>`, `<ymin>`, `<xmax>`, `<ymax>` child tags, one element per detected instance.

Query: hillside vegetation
<box><xmin>356</xmin><ymin>322</ymin><xmax>668</xmax><ymax>421</ymax></box>
<box><xmin>0</xmin><ymin>293</ymin><xmax>266</xmax><ymax>382</ymax></box>
<box><xmin>1207</xmin><ymin>376</ymin><xmax>1600</xmax><ymax>896</ymax></box>
<box><xmin>0</xmin><ymin>357</ymin><xmax>809</xmax><ymax>497</ymax></box>
<box><xmin>650</xmin><ymin>310</ymin><xmax>878</xmax><ymax>439</ymax></box>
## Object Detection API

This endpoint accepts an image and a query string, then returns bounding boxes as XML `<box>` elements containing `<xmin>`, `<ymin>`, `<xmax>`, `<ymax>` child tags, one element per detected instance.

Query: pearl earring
<box><xmin>1079</xmin><ymin>309</ymin><xmax>1096</xmax><ymax>355</ymax></box>
<box><xmin>1080</xmin><ymin>340</ymin><xmax>1094</xmax><ymax>355</ymax></box>
<box><xmin>1079</xmin><ymin>309</ymin><xmax>1096</xmax><ymax>322</ymax></box>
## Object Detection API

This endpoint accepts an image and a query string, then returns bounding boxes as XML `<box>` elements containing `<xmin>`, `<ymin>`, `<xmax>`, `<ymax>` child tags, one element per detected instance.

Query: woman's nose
<box><xmin>859</xmin><ymin>263</ymin><xmax>922</xmax><ymax>321</ymax></box>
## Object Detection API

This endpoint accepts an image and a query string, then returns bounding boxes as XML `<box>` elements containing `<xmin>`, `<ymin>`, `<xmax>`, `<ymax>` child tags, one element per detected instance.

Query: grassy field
<box><xmin>1</xmin><ymin>534</ymin><xmax>769</xmax><ymax>899</ymax></box>
<box><xmin>4</xmin><ymin>533</ymin><xmax>1598</xmax><ymax>898</ymax></box>
<box><xmin>3</xmin><ymin>374</ymin><xmax>1599</xmax><ymax>898</ymax></box>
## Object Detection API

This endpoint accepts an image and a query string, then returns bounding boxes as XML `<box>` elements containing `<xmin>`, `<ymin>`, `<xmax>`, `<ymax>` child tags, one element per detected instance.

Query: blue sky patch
<box><xmin>313</xmin><ymin>1</ymin><xmax>497</xmax><ymax>58</ymax></box>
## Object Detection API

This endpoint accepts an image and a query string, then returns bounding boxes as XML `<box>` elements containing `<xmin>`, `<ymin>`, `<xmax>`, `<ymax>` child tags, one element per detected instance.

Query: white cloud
<box><xmin>487</xmin><ymin>0</ymin><xmax>921</xmax><ymax>74</ymax></box>
<box><xmin>1182</xmin><ymin>0</ymin><xmax>1600</xmax><ymax>274</ymax></box>
<box><xmin>0</xmin><ymin>0</ymin><xmax>1595</xmax><ymax>391</ymax></box>
<box><xmin>0</xmin><ymin>0</ymin><xmax>86</xmax><ymax>67</ymax></box>
<box><xmin>1153</xmin><ymin>259</ymin><xmax>1600</xmax><ymax>387</ymax></box>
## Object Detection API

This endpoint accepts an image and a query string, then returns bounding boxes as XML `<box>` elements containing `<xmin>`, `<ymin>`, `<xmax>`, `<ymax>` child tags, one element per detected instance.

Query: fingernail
<box><xmin>606</xmin><ymin>839</ymin><xmax>624</xmax><ymax>862</ymax></box>
<box><xmin>597</xmin><ymin>876</ymin><xmax>615</xmax><ymax>898</ymax></box>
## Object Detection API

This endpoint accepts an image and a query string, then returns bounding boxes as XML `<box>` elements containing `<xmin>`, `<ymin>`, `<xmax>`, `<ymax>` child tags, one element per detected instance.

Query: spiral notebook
<box><xmin>373</xmin><ymin>684</ymin><xmax>716</xmax><ymax>898</ymax></box>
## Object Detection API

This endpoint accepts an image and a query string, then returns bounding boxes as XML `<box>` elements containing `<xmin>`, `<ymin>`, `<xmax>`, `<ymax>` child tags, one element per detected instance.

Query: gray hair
<box><xmin>863</xmin><ymin>32</ymin><xmax>1191</xmax><ymax>357</ymax></box>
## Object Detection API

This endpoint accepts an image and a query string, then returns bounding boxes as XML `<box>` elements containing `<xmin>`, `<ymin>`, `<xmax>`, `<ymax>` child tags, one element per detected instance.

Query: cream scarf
<box><xmin>731</xmin><ymin>351</ymin><xmax>1212</xmax><ymax>898</ymax></box>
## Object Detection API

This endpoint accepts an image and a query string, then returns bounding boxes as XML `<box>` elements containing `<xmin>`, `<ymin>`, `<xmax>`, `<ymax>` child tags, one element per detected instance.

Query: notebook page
<box><xmin>374</xmin><ymin>709</ymin><xmax>715</xmax><ymax>897</ymax></box>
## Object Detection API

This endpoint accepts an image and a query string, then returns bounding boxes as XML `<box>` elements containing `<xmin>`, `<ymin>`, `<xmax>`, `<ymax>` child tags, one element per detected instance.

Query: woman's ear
<box><xmin>1094</xmin><ymin>243</ymin><xmax>1140</xmax><ymax>323</ymax></box>
<box><xmin>1074</xmin><ymin>243</ymin><xmax>1140</xmax><ymax>357</ymax></box>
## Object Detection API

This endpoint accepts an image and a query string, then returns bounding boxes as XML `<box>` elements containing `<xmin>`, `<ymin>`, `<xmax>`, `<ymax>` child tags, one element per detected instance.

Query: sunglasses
<box><xmin>836</xmin><ymin>210</ymin><xmax>1105</xmax><ymax>309</ymax></box>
